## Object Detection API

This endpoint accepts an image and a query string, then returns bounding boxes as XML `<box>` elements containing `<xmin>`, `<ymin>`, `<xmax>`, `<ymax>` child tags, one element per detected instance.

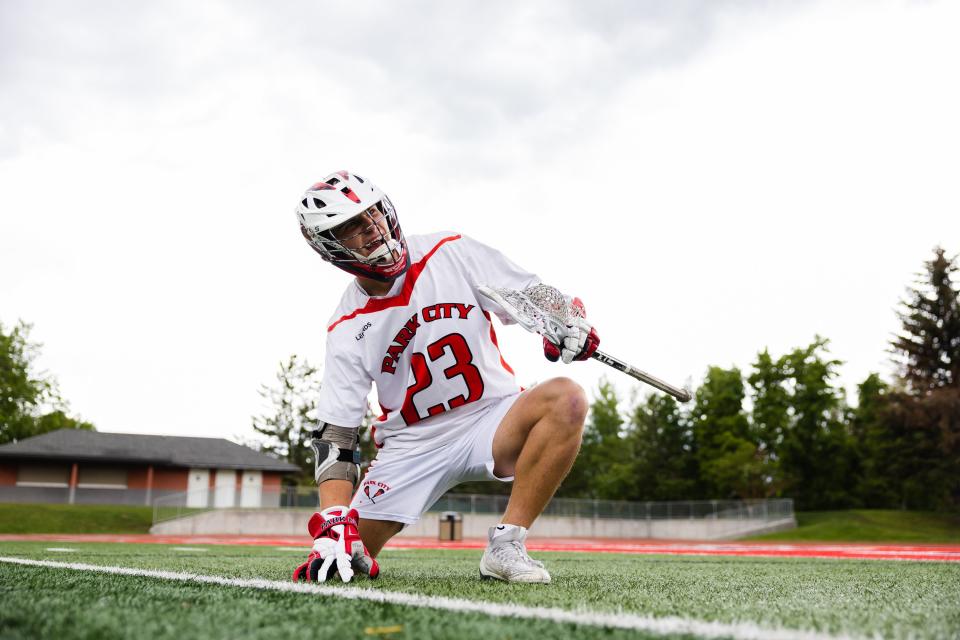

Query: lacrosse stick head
<box><xmin>477</xmin><ymin>284</ymin><xmax>579</xmax><ymax>346</ymax></box>
<box><xmin>480</xmin><ymin>284</ymin><xmax>693</xmax><ymax>403</ymax></box>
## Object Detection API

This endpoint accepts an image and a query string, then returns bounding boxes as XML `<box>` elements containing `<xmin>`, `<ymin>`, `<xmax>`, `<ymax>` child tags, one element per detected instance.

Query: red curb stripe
<box><xmin>2</xmin><ymin>534</ymin><xmax>958</xmax><ymax>562</ymax></box>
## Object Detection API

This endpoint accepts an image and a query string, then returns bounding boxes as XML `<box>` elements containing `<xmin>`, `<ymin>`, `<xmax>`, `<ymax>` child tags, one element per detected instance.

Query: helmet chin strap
<box><xmin>349</xmin><ymin>238</ymin><xmax>402</xmax><ymax>265</ymax></box>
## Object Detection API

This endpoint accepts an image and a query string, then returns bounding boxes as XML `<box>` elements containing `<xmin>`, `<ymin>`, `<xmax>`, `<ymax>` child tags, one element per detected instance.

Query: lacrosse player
<box><xmin>292</xmin><ymin>171</ymin><xmax>599</xmax><ymax>584</ymax></box>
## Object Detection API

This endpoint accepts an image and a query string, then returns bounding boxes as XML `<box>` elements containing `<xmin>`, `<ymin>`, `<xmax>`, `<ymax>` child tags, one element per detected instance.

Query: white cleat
<box><xmin>479</xmin><ymin>524</ymin><xmax>551</xmax><ymax>584</ymax></box>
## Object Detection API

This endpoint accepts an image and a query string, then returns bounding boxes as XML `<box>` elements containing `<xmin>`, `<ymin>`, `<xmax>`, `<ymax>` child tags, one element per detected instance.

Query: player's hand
<box><xmin>292</xmin><ymin>506</ymin><xmax>379</xmax><ymax>583</ymax></box>
<box><xmin>542</xmin><ymin>297</ymin><xmax>600</xmax><ymax>364</ymax></box>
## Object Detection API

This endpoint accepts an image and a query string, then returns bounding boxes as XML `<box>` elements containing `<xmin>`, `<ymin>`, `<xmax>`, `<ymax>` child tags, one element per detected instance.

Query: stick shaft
<box><xmin>590</xmin><ymin>350</ymin><xmax>691</xmax><ymax>402</ymax></box>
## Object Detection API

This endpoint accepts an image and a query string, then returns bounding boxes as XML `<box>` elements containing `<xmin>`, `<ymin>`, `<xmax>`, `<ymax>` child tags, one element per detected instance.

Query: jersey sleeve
<box><xmin>456</xmin><ymin>234</ymin><xmax>541</xmax><ymax>324</ymax></box>
<box><xmin>315</xmin><ymin>333</ymin><xmax>372</xmax><ymax>427</ymax></box>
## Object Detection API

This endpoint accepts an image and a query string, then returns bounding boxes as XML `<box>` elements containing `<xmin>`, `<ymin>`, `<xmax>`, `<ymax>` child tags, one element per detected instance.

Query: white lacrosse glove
<box><xmin>312</xmin><ymin>535</ymin><xmax>353</xmax><ymax>582</ymax></box>
<box><xmin>292</xmin><ymin>506</ymin><xmax>379</xmax><ymax>583</ymax></box>
<box><xmin>542</xmin><ymin>297</ymin><xmax>600</xmax><ymax>364</ymax></box>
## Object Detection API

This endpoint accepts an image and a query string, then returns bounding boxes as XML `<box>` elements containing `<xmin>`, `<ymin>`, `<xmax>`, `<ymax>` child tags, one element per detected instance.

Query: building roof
<box><xmin>0</xmin><ymin>429</ymin><xmax>301</xmax><ymax>473</ymax></box>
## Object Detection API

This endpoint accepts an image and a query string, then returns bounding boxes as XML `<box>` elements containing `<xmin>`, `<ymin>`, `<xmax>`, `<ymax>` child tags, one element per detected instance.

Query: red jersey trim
<box><xmin>327</xmin><ymin>234</ymin><xmax>463</xmax><ymax>333</ymax></box>
<box><xmin>483</xmin><ymin>311</ymin><xmax>516</xmax><ymax>375</ymax></box>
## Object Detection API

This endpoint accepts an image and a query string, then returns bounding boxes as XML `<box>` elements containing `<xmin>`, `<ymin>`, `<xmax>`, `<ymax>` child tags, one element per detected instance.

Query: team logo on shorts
<box><xmin>362</xmin><ymin>480</ymin><xmax>390</xmax><ymax>504</ymax></box>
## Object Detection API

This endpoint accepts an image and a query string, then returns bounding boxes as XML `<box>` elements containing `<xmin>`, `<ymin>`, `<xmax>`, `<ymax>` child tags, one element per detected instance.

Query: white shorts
<box><xmin>350</xmin><ymin>393</ymin><xmax>520</xmax><ymax>525</ymax></box>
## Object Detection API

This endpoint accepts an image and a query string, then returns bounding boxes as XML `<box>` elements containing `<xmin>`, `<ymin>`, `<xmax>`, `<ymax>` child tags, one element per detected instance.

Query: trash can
<box><xmin>438</xmin><ymin>511</ymin><xmax>463</xmax><ymax>541</ymax></box>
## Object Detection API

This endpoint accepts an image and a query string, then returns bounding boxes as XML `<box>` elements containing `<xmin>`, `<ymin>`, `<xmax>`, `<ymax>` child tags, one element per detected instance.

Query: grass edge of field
<box><xmin>0</xmin><ymin>502</ymin><xmax>154</xmax><ymax>534</ymax></box>
<box><xmin>744</xmin><ymin>509</ymin><xmax>960</xmax><ymax>543</ymax></box>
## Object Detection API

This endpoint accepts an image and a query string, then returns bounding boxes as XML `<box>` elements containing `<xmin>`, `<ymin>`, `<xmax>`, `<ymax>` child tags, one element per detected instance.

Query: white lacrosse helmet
<box><xmin>296</xmin><ymin>171</ymin><xmax>409</xmax><ymax>282</ymax></box>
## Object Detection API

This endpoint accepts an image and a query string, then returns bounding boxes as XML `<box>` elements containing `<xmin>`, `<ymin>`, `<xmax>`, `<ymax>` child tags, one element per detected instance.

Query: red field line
<box><xmin>2</xmin><ymin>534</ymin><xmax>959</xmax><ymax>562</ymax></box>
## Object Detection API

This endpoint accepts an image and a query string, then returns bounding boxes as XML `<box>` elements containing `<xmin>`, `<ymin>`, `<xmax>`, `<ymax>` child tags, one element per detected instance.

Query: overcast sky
<box><xmin>2</xmin><ymin>0</ymin><xmax>958</xmax><ymax>441</ymax></box>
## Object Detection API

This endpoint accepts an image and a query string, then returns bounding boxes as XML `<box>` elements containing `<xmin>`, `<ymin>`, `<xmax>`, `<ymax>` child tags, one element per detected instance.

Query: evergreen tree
<box><xmin>892</xmin><ymin>246</ymin><xmax>960</xmax><ymax>394</ymax></box>
<box><xmin>873</xmin><ymin>388</ymin><xmax>960</xmax><ymax>510</ymax></box>
<box><xmin>913</xmin><ymin>387</ymin><xmax>960</xmax><ymax>509</ymax></box>
<box><xmin>876</xmin><ymin>246</ymin><xmax>960</xmax><ymax>509</ymax></box>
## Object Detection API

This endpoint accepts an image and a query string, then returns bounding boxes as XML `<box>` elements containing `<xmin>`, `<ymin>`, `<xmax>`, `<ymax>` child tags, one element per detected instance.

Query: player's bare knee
<box><xmin>544</xmin><ymin>377</ymin><xmax>588</xmax><ymax>432</ymax></box>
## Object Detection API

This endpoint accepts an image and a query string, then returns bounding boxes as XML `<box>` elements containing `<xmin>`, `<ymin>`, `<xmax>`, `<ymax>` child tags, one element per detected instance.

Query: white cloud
<box><xmin>1</xmin><ymin>0</ymin><xmax>958</xmax><ymax>438</ymax></box>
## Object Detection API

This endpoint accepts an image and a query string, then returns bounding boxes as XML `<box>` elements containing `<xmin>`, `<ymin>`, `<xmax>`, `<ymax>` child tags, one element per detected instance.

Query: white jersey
<box><xmin>316</xmin><ymin>232</ymin><xmax>539</xmax><ymax>451</ymax></box>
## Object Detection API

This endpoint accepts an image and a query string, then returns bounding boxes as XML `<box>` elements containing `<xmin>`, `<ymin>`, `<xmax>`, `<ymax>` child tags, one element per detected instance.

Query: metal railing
<box><xmin>430</xmin><ymin>495</ymin><xmax>793</xmax><ymax>522</ymax></box>
<box><xmin>153</xmin><ymin>486</ymin><xmax>793</xmax><ymax>527</ymax></box>
<box><xmin>0</xmin><ymin>485</ymin><xmax>184</xmax><ymax>507</ymax></box>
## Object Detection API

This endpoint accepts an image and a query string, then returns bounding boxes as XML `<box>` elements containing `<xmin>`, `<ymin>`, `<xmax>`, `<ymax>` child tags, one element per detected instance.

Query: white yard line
<box><xmin>0</xmin><ymin>556</ymin><xmax>861</xmax><ymax>640</ymax></box>
<box><xmin>44</xmin><ymin>548</ymin><xmax>77</xmax><ymax>552</ymax></box>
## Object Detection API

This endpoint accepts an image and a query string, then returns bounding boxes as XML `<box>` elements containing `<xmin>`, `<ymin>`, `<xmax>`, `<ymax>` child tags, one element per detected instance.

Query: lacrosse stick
<box><xmin>478</xmin><ymin>284</ymin><xmax>692</xmax><ymax>402</ymax></box>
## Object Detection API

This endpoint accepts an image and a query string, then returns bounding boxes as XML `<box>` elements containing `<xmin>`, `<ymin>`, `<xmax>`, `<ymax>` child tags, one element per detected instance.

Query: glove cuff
<box><xmin>307</xmin><ymin>505</ymin><xmax>357</xmax><ymax>539</ymax></box>
<box><xmin>320</xmin><ymin>505</ymin><xmax>349</xmax><ymax>519</ymax></box>
<box><xmin>319</xmin><ymin>506</ymin><xmax>360</xmax><ymax>538</ymax></box>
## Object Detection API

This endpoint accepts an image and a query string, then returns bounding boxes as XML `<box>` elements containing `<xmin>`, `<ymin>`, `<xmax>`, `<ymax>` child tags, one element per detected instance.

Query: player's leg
<box><xmin>358</xmin><ymin>518</ymin><xmax>404</xmax><ymax>557</ymax></box>
<box><xmin>319</xmin><ymin>480</ymin><xmax>402</xmax><ymax>556</ymax></box>
<box><xmin>350</xmin><ymin>443</ymin><xmax>467</xmax><ymax>561</ymax></box>
<box><xmin>492</xmin><ymin>376</ymin><xmax>588</xmax><ymax>526</ymax></box>
<box><xmin>478</xmin><ymin>377</ymin><xmax>587</xmax><ymax>583</ymax></box>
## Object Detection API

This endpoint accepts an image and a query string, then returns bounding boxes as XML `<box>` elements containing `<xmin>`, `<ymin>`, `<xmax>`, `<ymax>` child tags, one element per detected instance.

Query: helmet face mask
<box><xmin>296</xmin><ymin>172</ymin><xmax>410</xmax><ymax>282</ymax></box>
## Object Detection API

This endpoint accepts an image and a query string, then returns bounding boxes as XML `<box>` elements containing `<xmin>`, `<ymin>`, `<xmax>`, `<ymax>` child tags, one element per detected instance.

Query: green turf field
<box><xmin>748</xmin><ymin>510</ymin><xmax>960</xmax><ymax>543</ymax></box>
<box><xmin>1</xmin><ymin>542</ymin><xmax>958</xmax><ymax>639</ymax></box>
<box><xmin>0</xmin><ymin>503</ymin><xmax>154</xmax><ymax>534</ymax></box>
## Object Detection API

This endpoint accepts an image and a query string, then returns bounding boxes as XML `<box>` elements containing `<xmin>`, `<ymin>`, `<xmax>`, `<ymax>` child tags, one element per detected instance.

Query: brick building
<box><xmin>0</xmin><ymin>429</ymin><xmax>300</xmax><ymax>507</ymax></box>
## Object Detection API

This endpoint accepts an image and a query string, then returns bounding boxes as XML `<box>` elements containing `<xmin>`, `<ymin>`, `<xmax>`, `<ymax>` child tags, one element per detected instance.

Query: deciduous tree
<box><xmin>559</xmin><ymin>380</ymin><xmax>625</xmax><ymax>498</ymax></box>
<box><xmin>851</xmin><ymin>373</ymin><xmax>895</xmax><ymax>507</ymax></box>
<box><xmin>691</xmin><ymin>366</ymin><xmax>760</xmax><ymax>499</ymax></box>
<box><xmin>252</xmin><ymin>354</ymin><xmax>378</xmax><ymax>486</ymax></box>
<box><xmin>252</xmin><ymin>355</ymin><xmax>320</xmax><ymax>484</ymax></box>
<box><xmin>0</xmin><ymin>320</ymin><xmax>93</xmax><ymax>444</ymax></box>
<box><xmin>627</xmin><ymin>393</ymin><xmax>698</xmax><ymax>500</ymax></box>
<box><xmin>774</xmin><ymin>338</ymin><xmax>853</xmax><ymax>509</ymax></box>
